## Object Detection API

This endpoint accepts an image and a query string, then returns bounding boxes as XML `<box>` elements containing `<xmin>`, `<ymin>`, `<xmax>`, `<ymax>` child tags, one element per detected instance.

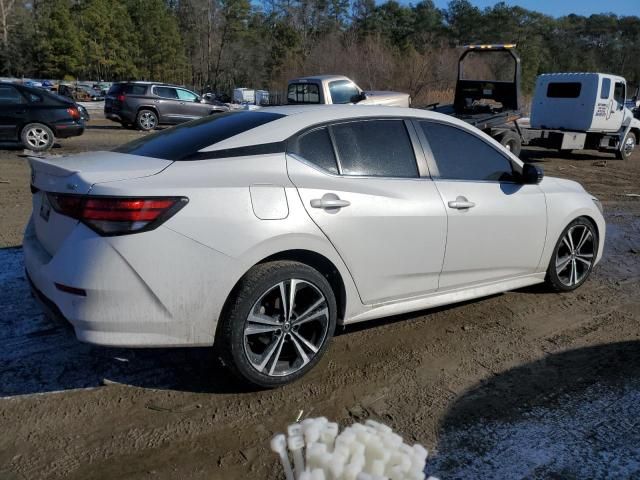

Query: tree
<box><xmin>34</xmin><ymin>0</ymin><xmax>84</xmax><ymax>78</ymax></box>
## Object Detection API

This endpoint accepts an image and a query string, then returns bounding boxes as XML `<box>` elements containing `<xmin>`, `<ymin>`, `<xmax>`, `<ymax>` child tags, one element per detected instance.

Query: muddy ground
<box><xmin>0</xmin><ymin>115</ymin><xmax>639</xmax><ymax>479</ymax></box>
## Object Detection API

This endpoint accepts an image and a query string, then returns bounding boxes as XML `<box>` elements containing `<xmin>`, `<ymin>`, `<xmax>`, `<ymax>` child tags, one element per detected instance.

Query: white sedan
<box><xmin>24</xmin><ymin>106</ymin><xmax>605</xmax><ymax>387</ymax></box>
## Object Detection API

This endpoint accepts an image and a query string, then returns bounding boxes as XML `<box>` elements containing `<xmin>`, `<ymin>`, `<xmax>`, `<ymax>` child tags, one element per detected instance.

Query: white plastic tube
<box><xmin>271</xmin><ymin>434</ymin><xmax>295</xmax><ymax>480</ymax></box>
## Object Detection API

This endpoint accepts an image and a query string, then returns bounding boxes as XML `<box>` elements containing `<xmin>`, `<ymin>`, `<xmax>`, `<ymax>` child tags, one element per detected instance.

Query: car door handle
<box><xmin>448</xmin><ymin>196</ymin><xmax>476</xmax><ymax>209</ymax></box>
<box><xmin>310</xmin><ymin>197</ymin><xmax>351</xmax><ymax>209</ymax></box>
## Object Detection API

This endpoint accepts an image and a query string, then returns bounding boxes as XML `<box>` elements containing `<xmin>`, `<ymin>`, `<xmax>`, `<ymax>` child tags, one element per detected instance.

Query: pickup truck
<box><xmin>287</xmin><ymin>75</ymin><xmax>410</xmax><ymax>107</ymax></box>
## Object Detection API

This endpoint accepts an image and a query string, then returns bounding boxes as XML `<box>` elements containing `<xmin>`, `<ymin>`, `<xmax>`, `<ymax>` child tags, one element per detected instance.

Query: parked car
<box><xmin>0</xmin><ymin>82</ymin><xmax>85</xmax><ymax>151</ymax></box>
<box><xmin>104</xmin><ymin>81</ymin><xmax>230</xmax><ymax>130</ymax></box>
<box><xmin>93</xmin><ymin>82</ymin><xmax>112</xmax><ymax>96</ymax></box>
<box><xmin>25</xmin><ymin>106</ymin><xmax>604</xmax><ymax>388</ymax></box>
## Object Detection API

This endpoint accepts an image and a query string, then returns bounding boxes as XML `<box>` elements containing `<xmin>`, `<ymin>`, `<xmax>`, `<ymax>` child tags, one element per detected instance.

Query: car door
<box><xmin>416</xmin><ymin>120</ymin><xmax>547</xmax><ymax>290</ymax></box>
<box><xmin>287</xmin><ymin>118</ymin><xmax>447</xmax><ymax>305</ymax></box>
<box><xmin>607</xmin><ymin>80</ymin><xmax>627</xmax><ymax>131</ymax></box>
<box><xmin>0</xmin><ymin>84</ymin><xmax>26</xmax><ymax>140</ymax></box>
<box><xmin>152</xmin><ymin>86</ymin><xmax>181</xmax><ymax>123</ymax></box>
<box><xmin>175</xmin><ymin>88</ymin><xmax>209</xmax><ymax>120</ymax></box>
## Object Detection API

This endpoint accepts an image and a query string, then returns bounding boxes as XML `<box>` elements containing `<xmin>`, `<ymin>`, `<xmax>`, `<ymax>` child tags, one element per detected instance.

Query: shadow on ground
<box><xmin>0</xmin><ymin>247</ymin><xmax>241</xmax><ymax>397</ymax></box>
<box><xmin>427</xmin><ymin>341</ymin><xmax>640</xmax><ymax>478</ymax></box>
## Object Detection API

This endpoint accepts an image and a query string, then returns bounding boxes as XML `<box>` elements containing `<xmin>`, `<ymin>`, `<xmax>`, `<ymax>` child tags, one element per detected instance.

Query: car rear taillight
<box><xmin>47</xmin><ymin>194</ymin><xmax>188</xmax><ymax>236</ymax></box>
<box><xmin>67</xmin><ymin>107</ymin><xmax>81</xmax><ymax>120</ymax></box>
<box><xmin>117</xmin><ymin>94</ymin><xmax>126</xmax><ymax>102</ymax></box>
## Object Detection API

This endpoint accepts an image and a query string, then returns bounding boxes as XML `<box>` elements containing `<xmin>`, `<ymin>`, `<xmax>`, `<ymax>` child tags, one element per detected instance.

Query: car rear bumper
<box><xmin>23</xmin><ymin>217</ymin><xmax>234</xmax><ymax>348</ymax></box>
<box><xmin>53</xmin><ymin>122</ymin><xmax>84</xmax><ymax>139</ymax></box>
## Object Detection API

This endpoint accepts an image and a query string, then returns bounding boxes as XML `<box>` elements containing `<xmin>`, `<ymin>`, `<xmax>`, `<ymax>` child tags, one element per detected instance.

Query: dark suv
<box><xmin>104</xmin><ymin>82</ymin><xmax>229</xmax><ymax>130</ymax></box>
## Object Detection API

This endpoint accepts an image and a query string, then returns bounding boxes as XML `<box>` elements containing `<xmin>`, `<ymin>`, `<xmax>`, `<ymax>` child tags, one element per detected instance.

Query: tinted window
<box><xmin>114</xmin><ymin>111</ymin><xmax>285</xmax><ymax>160</ymax></box>
<box><xmin>288</xmin><ymin>83</ymin><xmax>320</xmax><ymax>104</ymax></box>
<box><xmin>290</xmin><ymin>127</ymin><xmax>338</xmax><ymax>174</ymax></box>
<box><xmin>600</xmin><ymin>78</ymin><xmax>611</xmax><ymax>99</ymax></box>
<box><xmin>126</xmin><ymin>84</ymin><xmax>147</xmax><ymax>95</ymax></box>
<box><xmin>177</xmin><ymin>89</ymin><xmax>198</xmax><ymax>102</ymax></box>
<box><xmin>332</xmin><ymin>120</ymin><xmax>418</xmax><ymax>178</ymax></box>
<box><xmin>329</xmin><ymin>80</ymin><xmax>360</xmax><ymax>104</ymax></box>
<box><xmin>421</xmin><ymin>122</ymin><xmax>513</xmax><ymax>182</ymax></box>
<box><xmin>0</xmin><ymin>85</ymin><xmax>24</xmax><ymax>104</ymax></box>
<box><xmin>154</xmin><ymin>86</ymin><xmax>178</xmax><ymax>99</ymax></box>
<box><xmin>614</xmin><ymin>82</ymin><xmax>625</xmax><ymax>104</ymax></box>
<box><xmin>547</xmin><ymin>82</ymin><xmax>582</xmax><ymax>98</ymax></box>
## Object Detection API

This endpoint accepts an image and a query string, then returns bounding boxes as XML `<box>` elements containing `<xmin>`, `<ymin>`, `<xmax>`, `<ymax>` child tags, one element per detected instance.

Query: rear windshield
<box><xmin>547</xmin><ymin>82</ymin><xmax>582</xmax><ymax>98</ymax></box>
<box><xmin>113</xmin><ymin>111</ymin><xmax>285</xmax><ymax>160</ymax></box>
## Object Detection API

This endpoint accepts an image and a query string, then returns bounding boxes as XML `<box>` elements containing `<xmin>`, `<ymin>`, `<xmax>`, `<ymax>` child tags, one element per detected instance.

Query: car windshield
<box><xmin>113</xmin><ymin>111</ymin><xmax>285</xmax><ymax>160</ymax></box>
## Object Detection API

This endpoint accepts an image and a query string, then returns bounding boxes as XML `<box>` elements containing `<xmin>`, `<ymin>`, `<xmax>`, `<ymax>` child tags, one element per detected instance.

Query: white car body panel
<box><xmin>24</xmin><ymin>105</ymin><xmax>606</xmax><ymax>348</ymax></box>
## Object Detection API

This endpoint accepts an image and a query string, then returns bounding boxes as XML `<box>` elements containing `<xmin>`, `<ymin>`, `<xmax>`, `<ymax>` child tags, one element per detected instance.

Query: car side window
<box><xmin>125</xmin><ymin>85</ymin><xmax>147</xmax><ymax>95</ymax></box>
<box><xmin>329</xmin><ymin>80</ymin><xmax>361</xmax><ymax>104</ymax></box>
<box><xmin>0</xmin><ymin>85</ymin><xmax>24</xmax><ymax>105</ymax></box>
<box><xmin>600</xmin><ymin>78</ymin><xmax>611</xmax><ymax>99</ymax></box>
<box><xmin>331</xmin><ymin>120</ymin><xmax>418</xmax><ymax>178</ymax></box>
<box><xmin>177</xmin><ymin>89</ymin><xmax>198</xmax><ymax>102</ymax></box>
<box><xmin>287</xmin><ymin>83</ymin><xmax>320</xmax><ymax>104</ymax></box>
<box><xmin>614</xmin><ymin>82</ymin><xmax>625</xmax><ymax>105</ymax></box>
<box><xmin>420</xmin><ymin>121</ymin><xmax>514</xmax><ymax>182</ymax></box>
<box><xmin>154</xmin><ymin>86</ymin><xmax>178</xmax><ymax>99</ymax></box>
<box><xmin>289</xmin><ymin>127</ymin><xmax>339</xmax><ymax>174</ymax></box>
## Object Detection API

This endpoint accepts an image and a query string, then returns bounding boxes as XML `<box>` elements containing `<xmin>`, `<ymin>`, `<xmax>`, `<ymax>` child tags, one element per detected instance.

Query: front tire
<box><xmin>136</xmin><ymin>109</ymin><xmax>158</xmax><ymax>131</ymax></box>
<box><xmin>546</xmin><ymin>218</ymin><xmax>598</xmax><ymax>292</ymax></box>
<box><xmin>615</xmin><ymin>131</ymin><xmax>636</xmax><ymax>160</ymax></box>
<box><xmin>21</xmin><ymin>123</ymin><xmax>54</xmax><ymax>152</ymax></box>
<box><xmin>217</xmin><ymin>261</ymin><xmax>337</xmax><ymax>388</ymax></box>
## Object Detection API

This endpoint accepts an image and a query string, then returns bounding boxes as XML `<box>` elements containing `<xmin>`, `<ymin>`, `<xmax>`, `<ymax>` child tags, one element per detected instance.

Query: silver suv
<box><xmin>104</xmin><ymin>82</ymin><xmax>229</xmax><ymax>130</ymax></box>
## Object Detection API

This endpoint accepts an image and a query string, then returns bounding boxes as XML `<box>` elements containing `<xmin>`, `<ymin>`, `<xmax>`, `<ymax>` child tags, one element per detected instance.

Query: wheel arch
<box><xmin>136</xmin><ymin>105</ymin><xmax>159</xmax><ymax>118</ymax></box>
<box><xmin>216</xmin><ymin>249</ymin><xmax>348</xmax><ymax>342</ymax></box>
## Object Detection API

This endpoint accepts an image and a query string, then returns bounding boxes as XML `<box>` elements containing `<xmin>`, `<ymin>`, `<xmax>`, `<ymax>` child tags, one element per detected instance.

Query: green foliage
<box><xmin>1</xmin><ymin>0</ymin><xmax>639</xmax><ymax>97</ymax></box>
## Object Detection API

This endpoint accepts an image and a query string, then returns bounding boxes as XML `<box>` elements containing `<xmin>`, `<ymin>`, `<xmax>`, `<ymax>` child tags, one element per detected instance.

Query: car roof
<box><xmin>199</xmin><ymin>105</ymin><xmax>521</xmax><ymax>165</ymax></box>
<box><xmin>289</xmin><ymin>75</ymin><xmax>352</xmax><ymax>83</ymax></box>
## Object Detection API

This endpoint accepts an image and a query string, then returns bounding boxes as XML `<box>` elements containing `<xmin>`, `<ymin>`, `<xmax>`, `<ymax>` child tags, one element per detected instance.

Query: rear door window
<box><xmin>289</xmin><ymin>127</ymin><xmax>339</xmax><ymax>174</ymax></box>
<box><xmin>154</xmin><ymin>86</ymin><xmax>178</xmax><ymax>99</ymax></box>
<box><xmin>420</xmin><ymin>121</ymin><xmax>514</xmax><ymax>182</ymax></box>
<box><xmin>331</xmin><ymin>120</ymin><xmax>418</xmax><ymax>178</ymax></box>
<box><xmin>0</xmin><ymin>85</ymin><xmax>24</xmax><ymax>104</ymax></box>
<box><xmin>288</xmin><ymin>83</ymin><xmax>320</xmax><ymax>104</ymax></box>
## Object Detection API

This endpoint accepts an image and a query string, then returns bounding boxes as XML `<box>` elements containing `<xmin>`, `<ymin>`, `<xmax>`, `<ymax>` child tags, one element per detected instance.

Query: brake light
<box><xmin>67</xmin><ymin>107</ymin><xmax>81</xmax><ymax>120</ymax></box>
<box><xmin>117</xmin><ymin>94</ymin><xmax>126</xmax><ymax>102</ymax></box>
<box><xmin>47</xmin><ymin>194</ymin><xmax>188</xmax><ymax>236</ymax></box>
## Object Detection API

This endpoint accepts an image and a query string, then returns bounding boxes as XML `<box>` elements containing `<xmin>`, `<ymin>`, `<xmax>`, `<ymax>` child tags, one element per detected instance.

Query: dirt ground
<box><xmin>0</xmin><ymin>115</ymin><xmax>639</xmax><ymax>479</ymax></box>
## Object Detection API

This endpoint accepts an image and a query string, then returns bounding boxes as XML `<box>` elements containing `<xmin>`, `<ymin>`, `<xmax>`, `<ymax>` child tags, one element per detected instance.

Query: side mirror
<box><xmin>351</xmin><ymin>92</ymin><xmax>367</xmax><ymax>103</ymax></box>
<box><xmin>521</xmin><ymin>163</ymin><xmax>544</xmax><ymax>184</ymax></box>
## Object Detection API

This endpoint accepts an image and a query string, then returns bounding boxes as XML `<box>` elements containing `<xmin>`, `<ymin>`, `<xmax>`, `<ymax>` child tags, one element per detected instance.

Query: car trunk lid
<box><xmin>29</xmin><ymin>151</ymin><xmax>173</xmax><ymax>256</ymax></box>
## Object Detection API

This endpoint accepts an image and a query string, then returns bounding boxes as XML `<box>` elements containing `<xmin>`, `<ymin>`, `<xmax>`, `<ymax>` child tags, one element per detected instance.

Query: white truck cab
<box><xmin>522</xmin><ymin>72</ymin><xmax>640</xmax><ymax>159</ymax></box>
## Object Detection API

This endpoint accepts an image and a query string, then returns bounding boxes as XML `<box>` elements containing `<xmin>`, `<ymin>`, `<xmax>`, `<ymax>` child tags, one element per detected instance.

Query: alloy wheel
<box><xmin>140</xmin><ymin>112</ymin><xmax>157</xmax><ymax>130</ymax></box>
<box><xmin>555</xmin><ymin>224</ymin><xmax>595</xmax><ymax>287</ymax></box>
<box><xmin>25</xmin><ymin>127</ymin><xmax>50</xmax><ymax>149</ymax></box>
<box><xmin>243</xmin><ymin>279</ymin><xmax>330</xmax><ymax>377</ymax></box>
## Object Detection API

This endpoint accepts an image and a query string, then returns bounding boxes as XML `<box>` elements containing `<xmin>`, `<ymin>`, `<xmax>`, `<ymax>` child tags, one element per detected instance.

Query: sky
<box><xmin>431</xmin><ymin>0</ymin><xmax>639</xmax><ymax>17</ymax></box>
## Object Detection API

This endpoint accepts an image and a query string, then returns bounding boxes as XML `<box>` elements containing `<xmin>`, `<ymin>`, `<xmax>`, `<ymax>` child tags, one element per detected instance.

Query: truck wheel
<box><xmin>615</xmin><ymin>132</ymin><xmax>636</xmax><ymax>160</ymax></box>
<box><xmin>497</xmin><ymin>131</ymin><xmax>522</xmax><ymax>157</ymax></box>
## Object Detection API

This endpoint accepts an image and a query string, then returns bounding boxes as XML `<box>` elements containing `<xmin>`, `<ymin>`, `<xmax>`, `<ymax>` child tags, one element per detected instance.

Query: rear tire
<box><xmin>216</xmin><ymin>261</ymin><xmax>337</xmax><ymax>388</ymax></box>
<box><xmin>545</xmin><ymin>218</ymin><xmax>598</xmax><ymax>292</ymax></box>
<box><xmin>21</xmin><ymin>123</ymin><xmax>54</xmax><ymax>152</ymax></box>
<box><xmin>497</xmin><ymin>130</ymin><xmax>522</xmax><ymax>157</ymax></box>
<box><xmin>615</xmin><ymin>131</ymin><xmax>636</xmax><ymax>160</ymax></box>
<box><xmin>136</xmin><ymin>109</ymin><xmax>158</xmax><ymax>131</ymax></box>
